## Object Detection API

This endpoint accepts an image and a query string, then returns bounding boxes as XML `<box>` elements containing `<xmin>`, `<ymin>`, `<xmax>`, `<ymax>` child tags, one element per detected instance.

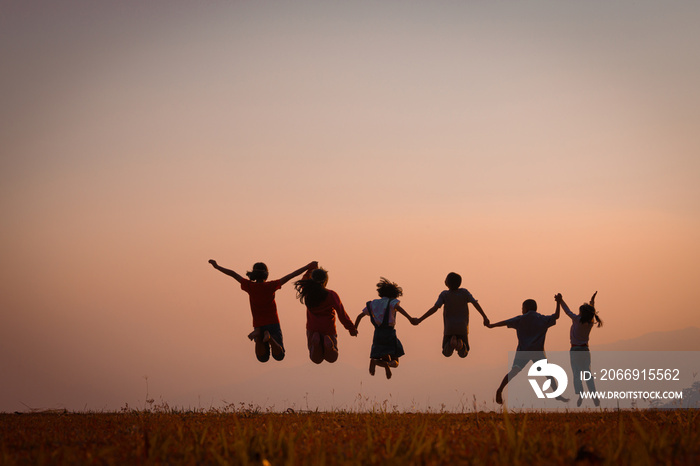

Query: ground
<box><xmin>1</xmin><ymin>409</ymin><xmax>698</xmax><ymax>465</ymax></box>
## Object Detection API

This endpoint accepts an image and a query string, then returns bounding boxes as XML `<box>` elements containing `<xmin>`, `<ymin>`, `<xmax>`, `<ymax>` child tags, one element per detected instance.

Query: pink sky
<box><xmin>1</xmin><ymin>1</ymin><xmax>699</xmax><ymax>412</ymax></box>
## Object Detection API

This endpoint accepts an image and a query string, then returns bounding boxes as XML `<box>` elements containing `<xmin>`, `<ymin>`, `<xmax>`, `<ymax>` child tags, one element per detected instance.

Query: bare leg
<box><xmin>369</xmin><ymin>359</ymin><xmax>377</xmax><ymax>376</ymax></box>
<box><xmin>255</xmin><ymin>335</ymin><xmax>270</xmax><ymax>362</ymax></box>
<box><xmin>323</xmin><ymin>335</ymin><xmax>338</xmax><ymax>363</ymax></box>
<box><xmin>373</xmin><ymin>358</ymin><xmax>392</xmax><ymax>379</ymax></box>
<box><xmin>442</xmin><ymin>339</ymin><xmax>454</xmax><ymax>357</ymax></box>
<box><xmin>264</xmin><ymin>331</ymin><xmax>285</xmax><ymax>360</ymax></box>
<box><xmin>248</xmin><ymin>328</ymin><xmax>261</xmax><ymax>341</ymax></box>
<box><xmin>496</xmin><ymin>366</ymin><xmax>522</xmax><ymax>405</ymax></box>
<box><xmin>549</xmin><ymin>376</ymin><xmax>569</xmax><ymax>403</ymax></box>
<box><xmin>495</xmin><ymin>374</ymin><xmax>508</xmax><ymax>405</ymax></box>
<box><xmin>309</xmin><ymin>332</ymin><xmax>323</xmax><ymax>364</ymax></box>
<box><xmin>458</xmin><ymin>345</ymin><xmax>469</xmax><ymax>358</ymax></box>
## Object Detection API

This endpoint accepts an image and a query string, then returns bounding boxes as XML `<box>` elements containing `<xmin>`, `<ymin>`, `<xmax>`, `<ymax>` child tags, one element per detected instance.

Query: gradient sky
<box><xmin>2</xmin><ymin>1</ymin><xmax>699</xmax><ymax>412</ymax></box>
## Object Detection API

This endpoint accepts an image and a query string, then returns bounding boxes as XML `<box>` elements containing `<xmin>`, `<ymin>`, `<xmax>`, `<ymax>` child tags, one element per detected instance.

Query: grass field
<box><xmin>1</xmin><ymin>408</ymin><xmax>698</xmax><ymax>465</ymax></box>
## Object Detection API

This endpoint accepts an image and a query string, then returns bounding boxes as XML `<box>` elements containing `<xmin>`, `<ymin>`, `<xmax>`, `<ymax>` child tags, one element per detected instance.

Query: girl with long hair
<box><xmin>294</xmin><ymin>267</ymin><xmax>357</xmax><ymax>364</ymax></box>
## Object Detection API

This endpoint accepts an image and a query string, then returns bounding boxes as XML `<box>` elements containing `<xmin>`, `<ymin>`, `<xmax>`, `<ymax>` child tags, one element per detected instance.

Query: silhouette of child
<box><xmin>416</xmin><ymin>272</ymin><xmax>490</xmax><ymax>358</ymax></box>
<box><xmin>209</xmin><ymin>259</ymin><xmax>317</xmax><ymax>362</ymax></box>
<box><xmin>561</xmin><ymin>292</ymin><xmax>602</xmax><ymax>407</ymax></box>
<box><xmin>354</xmin><ymin>278</ymin><xmax>418</xmax><ymax>379</ymax></box>
<box><xmin>294</xmin><ymin>267</ymin><xmax>357</xmax><ymax>364</ymax></box>
<box><xmin>486</xmin><ymin>294</ymin><xmax>567</xmax><ymax>404</ymax></box>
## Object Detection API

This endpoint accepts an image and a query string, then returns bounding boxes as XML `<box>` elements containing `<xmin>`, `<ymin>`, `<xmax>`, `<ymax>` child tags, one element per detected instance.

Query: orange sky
<box><xmin>1</xmin><ymin>1</ymin><xmax>699</xmax><ymax>412</ymax></box>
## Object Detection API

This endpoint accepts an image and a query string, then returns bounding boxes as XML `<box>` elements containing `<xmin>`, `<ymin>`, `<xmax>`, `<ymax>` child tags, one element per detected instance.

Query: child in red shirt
<box><xmin>209</xmin><ymin>259</ymin><xmax>317</xmax><ymax>362</ymax></box>
<box><xmin>294</xmin><ymin>267</ymin><xmax>357</xmax><ymax>364</ymax></box>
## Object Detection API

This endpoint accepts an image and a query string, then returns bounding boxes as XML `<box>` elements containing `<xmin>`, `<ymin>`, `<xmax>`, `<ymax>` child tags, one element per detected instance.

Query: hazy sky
<box><xmin>2</xmin><ymin>1</ymin><xmax>699</xmax><ymax>412</ymax></box>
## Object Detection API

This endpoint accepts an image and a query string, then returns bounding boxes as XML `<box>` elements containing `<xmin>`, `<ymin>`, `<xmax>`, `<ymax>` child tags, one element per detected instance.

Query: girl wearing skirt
<box><xmin>355</xmin><ymin>278</ymin><xmax>418</xmax><ymax>379</ymax></box>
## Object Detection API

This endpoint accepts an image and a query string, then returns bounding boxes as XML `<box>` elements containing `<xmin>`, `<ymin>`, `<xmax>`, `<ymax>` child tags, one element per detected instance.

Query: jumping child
<box><xmin>294</xmin><ymin>267</ymin><xmax>357</xmax><ymax>364</ymax></box>
<box><xmin>561</xmin><ymin>291</ymin><xmax>602</xmax><ymax>407</ymax></box>
<box><xmin>354</xmin><ymin>278</ymin><xmax>419</xmax><ymax>379</ymax></box>
<box><xmin>208</xmin><ymin>259</ymin><xmax>317</xmax><ymax>362</ymax></box>
<box><xmin>486</xmin><ymin>294</ymin><xmax>566</xmax><ymax>405</ymax></box>
<box><xmin>416</xmin><ymin>272</ymin><xmax>490</xmax><ymax>358</ymax></box>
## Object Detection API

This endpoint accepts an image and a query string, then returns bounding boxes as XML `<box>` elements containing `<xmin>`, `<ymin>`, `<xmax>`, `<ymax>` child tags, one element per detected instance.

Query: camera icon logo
<box><xmin>528</xmin><ymin>359</ymin><xmax>568</xmax><ymax>399</ymax></box>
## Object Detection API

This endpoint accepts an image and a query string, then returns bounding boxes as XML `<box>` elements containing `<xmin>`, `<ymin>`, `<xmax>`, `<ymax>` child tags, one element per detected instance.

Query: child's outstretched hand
<box><xmin>209</xmin><ymin>259</ymin><xmax>217</xmax><ymax>267</ymax></box>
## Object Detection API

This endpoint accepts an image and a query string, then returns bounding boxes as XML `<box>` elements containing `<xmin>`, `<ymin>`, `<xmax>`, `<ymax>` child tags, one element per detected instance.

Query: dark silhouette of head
<box><xmin>377</xmin><ymin>277</ymin><xmax>403</xmax><ymax>299</ymax></box>
<box><xmin>311</xmin><ymin>268</ymin><xmax>328</xmax><ymax>287</ymax></box>
<box><xmin>445</xmin><ymin>272</ymin><xmax>462</xmax><ymax>290</ymax></box>
<box><xmin>579</xmin><ymin>303</ymin><xmax>603</xmax><ymax>327</ymax></box>
<box><xmin>246</xmin><ymin>262</ymin><xmax>269</xmax><ymax>282</ymax></box>
<box><xmin>522</xmin><ymin>299</ymin><xmax>537</xmax><ymax>314</ymax></box>
<box><xmin>294</xmin><ymin>268</ymin><xmax>329</xmax><ymax>308</ymax></box>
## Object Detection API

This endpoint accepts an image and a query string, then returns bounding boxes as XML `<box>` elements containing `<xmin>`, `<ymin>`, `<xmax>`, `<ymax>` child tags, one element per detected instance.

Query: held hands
<box><xmin>483</xmin><ymin>317</ymin><xmax>490</xmax><ymax>327</ymax></box>
<box><xmin>410</xmin><ymin>317</ymin><xmax>420</xmax><ymax>326</ymax></box>
<box><xmin>309</xmin><ymin>261</ymin><xmax>319</xmax><ymax>269</ymax></box>
<box><xmin>554</xmin><ymin>293</ymin><xmax>563</xmax><ymax>303</ymax></box>
<box><xmin>349</xmin><ymin>326</ymin><xmax>358</xmax><ymax>337</ymax></box>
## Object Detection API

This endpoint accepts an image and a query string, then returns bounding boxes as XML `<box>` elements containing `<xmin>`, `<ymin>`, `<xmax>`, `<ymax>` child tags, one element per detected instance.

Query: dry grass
<box><xmin>1</xmin><ymin>408</ymin><xmax>698</xmax><ymax>465</ymax></box>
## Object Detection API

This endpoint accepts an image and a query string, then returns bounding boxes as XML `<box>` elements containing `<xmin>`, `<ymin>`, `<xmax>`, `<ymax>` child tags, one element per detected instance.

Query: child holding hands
<box><xmin>294</xmin><ymin>267</ymin><xmax>358</xmax><ymax>364</ymax></box>
<box><xmin>355</xmin><ymin>278</ymin><xmax>419</xmax><ymax>379</ymax></box>
<box><xmin>416</xmin><ymin>272</ymin><xmax>489</xmax><ymax>358</ymax></box>
<box><xmin>486</xmin><ymin>294</ymin><xmax>566</xmax><ymax>405</ymax></box>
<box><xmin>561</xmin><ymin>292</ymin><xmax>602</xmax><ymax>406</ymax></box>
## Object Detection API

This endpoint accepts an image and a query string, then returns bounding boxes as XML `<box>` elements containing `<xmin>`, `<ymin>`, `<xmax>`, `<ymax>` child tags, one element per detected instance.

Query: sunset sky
<box><xmin>2</xmin><ymin>1</ymin><xmax>699</xmax><ymax>412</ymax></box>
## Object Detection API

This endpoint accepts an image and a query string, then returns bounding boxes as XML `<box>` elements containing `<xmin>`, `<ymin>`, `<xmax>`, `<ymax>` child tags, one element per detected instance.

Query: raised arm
<box><xmin>278</xmin><ymin>261</ymin><xmax>318</xmax><ymax>286</ymax></box>
<box><xmin>589</xmin><ymin>291</ymin><xmax>598</xmax><ymax>307</ymax></box>
<box><xmin>557</xmin><ymin>294</ymin><xmax>576</xmax><ymax>319</ymax></box>
<box><xmin>208</xmin><ymin>259</ymin><xmax>244</xmax><ymax>283</ymax></box>
<box><xmin>553</xmin><ymin>294</ymin><xmax>562</xmax><ymax>320</ymax></box>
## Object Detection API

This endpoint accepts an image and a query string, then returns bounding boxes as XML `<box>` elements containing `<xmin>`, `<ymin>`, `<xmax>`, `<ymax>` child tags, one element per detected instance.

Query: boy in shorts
<box><xmin>417</xmin><ymin>272</ymin><xmax>490</xmax><ymax>358</ymax></box>
<box><xmin>486</xmin><ymin>294</ymin><xmax>567</xmax><ymax>404</ymax></box>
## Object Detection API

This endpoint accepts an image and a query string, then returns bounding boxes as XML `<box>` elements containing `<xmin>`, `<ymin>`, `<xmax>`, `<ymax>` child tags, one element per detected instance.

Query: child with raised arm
<box><xmin>354</xmin><ymin>278</ymin><xmax>419</xmax><ymax>379</ymax></box>
<box><xmin>294</xmin><ymin>267</ymin><xmax>358</xmax><ymax>364</ymax></box>
<box><xmin>562</xmin><ymin>292</ymin><xmax>603</xmax><ymax>407</ymax></box>
<box><xmin>209</xmin><ymin>259</ymin><xmax>317</xmax><ymax>362</ymax></box>
<box><xmin>416</xmin><ymin>272</ymin><xmax>490</xmax><ymax>358</ymax></box>
<box><xmin>486</xmin><ymin>294</ymin><xmax>566</xmax><ymax>405</ymax></box>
